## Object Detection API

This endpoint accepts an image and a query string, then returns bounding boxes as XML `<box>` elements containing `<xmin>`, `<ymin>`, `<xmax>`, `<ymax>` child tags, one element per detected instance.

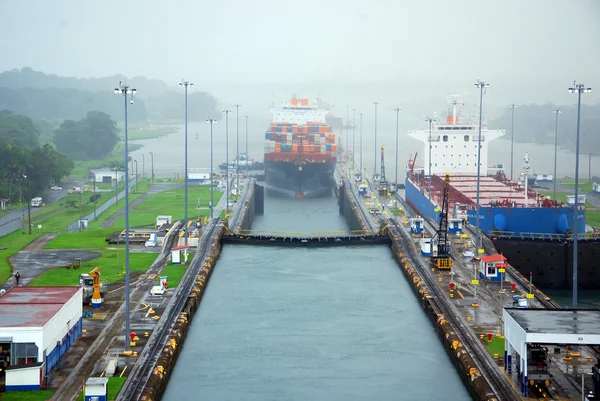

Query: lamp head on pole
<box><xmin>474</xmin><ymin>81</ymin><xmax>489</xmax><ymax>89</ymax></box>
<box><xmin>552</xmin><ymin>109</ymin><xmax>562</xmax><ymax>114</ymax></box>
<box><xmin>569</xmin><ymin>82</ymin><xmax>592</xmax><ymax>93</ymax></box>
<box><xmin>179</xmin><ymin>80</ymin><xmax>193</xmax><ymax>88</ymax></box>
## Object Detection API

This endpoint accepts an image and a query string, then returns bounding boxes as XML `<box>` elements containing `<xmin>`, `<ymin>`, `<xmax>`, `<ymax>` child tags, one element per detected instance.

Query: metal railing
<box><xmin>232</xmin><ymin>229</ymin><xmax>375</xmax><ymax>238</ymax></box>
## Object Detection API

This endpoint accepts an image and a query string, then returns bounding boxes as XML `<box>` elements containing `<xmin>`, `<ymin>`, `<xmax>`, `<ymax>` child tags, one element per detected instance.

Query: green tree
<box><xmin>0</xmin><ymin>110</ymin><xmax>40</xmax><ymax>149</ymax></box>
<box><xmin>53</xmin><ymin>111</ymin><xmax>118</xmax><ymax>160</ymax></box>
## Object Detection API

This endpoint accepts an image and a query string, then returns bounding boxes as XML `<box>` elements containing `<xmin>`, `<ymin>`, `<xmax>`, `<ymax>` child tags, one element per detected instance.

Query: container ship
<box><xmin>405</xmin><ymin>95</ymin><xmax>600</xmax><ymax>289</ymax></box>
<box><xmin>264</xmin><ymin>97</ymin><xmax>338</xmax><ymax>198</ymax></box>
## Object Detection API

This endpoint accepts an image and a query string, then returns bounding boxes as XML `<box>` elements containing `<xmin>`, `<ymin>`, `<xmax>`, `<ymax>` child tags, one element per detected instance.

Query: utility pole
<box><xmin>508</xmin><ymin>104</ymin><xmax>516</xmax><ymax>181</ymax></box>
<box><xmin>425</xmin><ymin>117</ymin><xmax>435</xmax><ymax>218</ymax></box>
<box><xmin>352</xmin><ymin>109</ymin><xmax>356</xmax><ymax>172</ymax></box>
<box><xmin>180</xmin><ymin>80</ymin><xmax>193</xmax><ymax>246</ymax></box>
<box><xmin>206</xmin><ymin>118</ymin><xmax>218</xmax><ymax>219</ymax></box>
<box><xmin>474</xmin><ymin>80</ymin><xmax>489</xmax><ymax>262</ymax></box>
<box><xmin>149</xmin><ymin>152</ymin><xmax>154</xmax><ymax>183</ymax></box>
<box><xmin>142</xmin><ymin>153</ymin><xmax>145</xmax><ymax>180</ymax></box>
<box><xmin>114</xmin><ymin>81</ymin><xmax>136</xmax><ymax>350</ymax></box>
<box><xmin>373</xmin><ymin>102</ymin><xmax>379</xmax><ymax>178</ymax></box>
<box><xmin>134</xmin><ymin>160</ymin><xmax>138</xmax><ymax>192</ymax></box>
<box><xmin>24</xmin><ymin>174</ymin><xmax>31</xmax><ymax>234</ymax></box>
<box><xmin>552</xmin><ymin>109</ymin><xmax>561</xmax><ymax>201</ymax></box>
<box><xmin>234</xmin><ymin>104</ymin><xmax>241</xmax><ymax>194</ymax></box>
<box><xmin>359</xmin><ymin>112</ymin><xmax>363</xmax><ymax>179</ymax></box>
<box><xmin>224</xmin><ymin>109</ymin><xmax>232</xmax><ymax>216</ymax></box>
<box><xmin>394</xmin><ymin>108</ymin><xmax>401</xmax><ymax>193</ymax></box>
<box><xmin>245</xmin><ymin>116</ymin><xmax>249</xmax><ymax>176</ymax></box>
<box><xmin>568</xmin><ymin>81</ymin><xmax>591</xmax><ymax>309</ymax></box>
<box><xmin>589</xmin><ymin>153</ymin><xmax>593</xmax><ymax>184</ymax></box>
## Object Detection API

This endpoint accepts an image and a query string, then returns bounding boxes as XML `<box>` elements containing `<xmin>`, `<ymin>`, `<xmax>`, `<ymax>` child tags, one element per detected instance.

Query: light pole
<box><xmin>552</xmin><ymin>109</ymin><xmax>561</xmax><ymax>201</ymax></box>
<box><xmin>180</xmin><ymin>80</ymin><xmax>193</xmax><ymax>246</ymax></box>
<box><xmin>359</xmin><ymin>112</ymin><xmax>363</xmax><ymax>179</ymax></box>
<box><xmin>133</xmin><ymin>160</ymin><xmax>138</xmax><ymax>192</ymax></box>
<box><xmin>425</xmin><ymin>117</ymin><xmax>435</xmax><ymax>218</ymax></box>
<box><xmin>352</xmin><ymin>109</ymin><xmax>356</xmax><ymax>171</ymax></box>
<box><xmin>508</xmin><ymin>104</ymin><xmax>517</xmax><ymax>181</ymax></box>
<box><xmin>224</xmin><ymin>109</ymin><xmax>232</xmax><ymax>216</ymax></box>
<box><xmin>373</xmin><ymin>102</ymin><xmax>379</xmax><ymax>178</ymax></box>
<box><xmin>234</xmin><ymin>104</ymin><xmax>241</xmax><ymax>193</ymax></box>
<box><xmin>142</xmin><ymin>153</ymin><xmax>145</xmax><ymax>181</ymax></box>
<box><xmin>245</xmin><ymin>116</ymin><xmax>249</xmax><ymax>176</ymax></box>
<box><xmin>206</xmin><ymin>118</ymin><xmax>218</xmax><ymax>219</ymax></box>
<box><xmin>589</xmin><ymin>153</ymin><xmax>593</xmax><ymax>184</ymax></box>
<box><xmin>394</xmin><ymin>108</ymin><xmax>401</xmax><ymax>192</ymax></box>
<box><xmin>149</xmin><ymin>152</ymin><xmax>154</xmax><ymax>183</ymax></box>
<box><xmin>24</xmin><ymin>174</ymin><xmax>31</xmax><ymax>234</ymax></box>
<box><xmin>114</xmin><ymin>82</ymin><xmax>136</xmax><ymax>351</ymax></box>
<box><xmin>569</xmin><ymin>82</ymin><xmax>591</xmax><ymax>309</ymax></box>
<box><xmin>474</xmin><ymin>80</ymin><xmax>489</xmax><ymax>260</ymax></box>
<box><xmin>345</xmin><ymin>105</ymin><xmax>349</xmax><ymax>153</ymax></box>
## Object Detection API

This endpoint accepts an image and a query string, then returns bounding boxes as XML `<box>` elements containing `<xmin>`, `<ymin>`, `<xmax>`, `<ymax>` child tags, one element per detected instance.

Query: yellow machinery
<box><xmin>431</xmin><ymin>173</ymin><xmax>453</xmax><ymax>269</ymax></box>
<box><xmin>79</xmin><ymin>267</ymin><xmax>106</xmax><ymax>307</ymax></box>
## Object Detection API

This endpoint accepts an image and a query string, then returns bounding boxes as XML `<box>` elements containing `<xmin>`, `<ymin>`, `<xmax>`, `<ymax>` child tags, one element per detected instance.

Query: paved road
<box><xmin>0</xmin><ymin>177</ymin><xmax>89</xmax><ymax>237</ymax></box>
<box><xmin>551</xmin><ymin>182</ymin><xmax>600</xmax><ymax>208</ymax></box>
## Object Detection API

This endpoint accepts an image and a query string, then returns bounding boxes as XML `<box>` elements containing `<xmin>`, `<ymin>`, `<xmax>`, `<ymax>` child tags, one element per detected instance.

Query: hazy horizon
<box><xmin>1</xmin><ymin>0</ymin><xmax>599</xmax><ymax>107</ymax></box>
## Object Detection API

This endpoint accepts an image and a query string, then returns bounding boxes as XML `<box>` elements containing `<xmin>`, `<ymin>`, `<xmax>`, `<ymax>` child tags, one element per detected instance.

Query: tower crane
<box><xmin>378</xmin><ymin>145</ymin><xmax>389</xmax><ymax>196</ymax></box>
<box><xmin>431</xmin><ymin>173</ymin><xmax>452</xmax><ymax>269</ymax></box>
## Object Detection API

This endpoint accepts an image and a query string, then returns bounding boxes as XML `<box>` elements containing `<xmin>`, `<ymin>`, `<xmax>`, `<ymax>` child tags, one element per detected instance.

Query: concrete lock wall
<box><xmin>254</xmin><ymin>184</ymin><xmax>264</xmax><ymax>216</ymax></box>
<box><xmin>388</xmin><ymin>233</ymin><xmax>500</xmax><ymax>401</ymax></box>
<box><xmin>138</xmin><ymin>225</ymin><xmax>226</xmax><ymax>400</ymax></box>
<box><xmin>338</xmin><ymin>183</ymin><xmax>367</xmax><ymax>232</ymax></box>
<box><xmin>238</xmin><ymin>184</ymin><xmax>256</xmax><ymax>231</ymax></box>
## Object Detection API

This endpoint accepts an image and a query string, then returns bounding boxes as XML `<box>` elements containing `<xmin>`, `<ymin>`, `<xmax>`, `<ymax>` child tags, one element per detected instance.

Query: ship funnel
<box><xmin>301</xmin><ymin>98</ymin><xmax>309</xmax><ymax>106</ymax></box>
<box><xmin>291</xmin><ymin>97</ymin><xmax>299</xmax><ymax>106</ymax></box>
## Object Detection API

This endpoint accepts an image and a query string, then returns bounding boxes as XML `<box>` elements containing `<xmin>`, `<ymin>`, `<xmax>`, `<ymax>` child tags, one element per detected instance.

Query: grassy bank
<box><xmin>1</xmin><ymin>390</ymin><xmax>55</xmax><ymax>401</ymax></box>
<box><xmin>30</xmin><ymin>251</ymin><xmax>159</xmax><ymax>286</ymax></box>
<box><xmin>111</xmin><ymin>186</ymin><xmax>222</xmax><ymax>228</ymax></box>
<box><xmin>0</xmin><ymin>181</ymin><xmax>150</xmax><ymax>283</ymax></box>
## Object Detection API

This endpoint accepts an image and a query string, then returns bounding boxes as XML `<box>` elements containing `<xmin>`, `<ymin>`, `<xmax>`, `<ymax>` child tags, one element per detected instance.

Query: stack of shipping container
<box><xmin>264</xmin><ymin>122</ymin><xmax>338</xmax><ymax>157</ymax></box>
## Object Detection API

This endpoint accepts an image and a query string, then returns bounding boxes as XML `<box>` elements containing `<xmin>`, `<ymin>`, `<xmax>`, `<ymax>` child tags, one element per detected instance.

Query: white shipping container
<box><xmin>321</xmin><ymin>145</ymin><xmax>326</xmax><ymax>153</ymax></box>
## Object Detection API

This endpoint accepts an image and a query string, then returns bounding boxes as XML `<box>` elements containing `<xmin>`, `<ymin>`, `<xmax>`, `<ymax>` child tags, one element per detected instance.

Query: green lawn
<box><xmin>160</xmin><ymin>261</ymin><xmax>191</xmax><ymax>288</ymax></box>
<box><xmin>485</xmin><ymin>336</ymin><xmax>505</xmax><ymax>358</ymax></box>
<box><xmin>75</xmin><ymin>376</ymin><xmax>127</xmax><ymax>401</ymax></box>
<box><xmin>587</xmin><ymin>210</ymin><xmax>600</xmax><ymax>227</ymax></box>
<box><xmin>0</xmin><ymin>390</ymin><xmax>54</xmax><ymax>401</ymax></box>
<box><xmin>44</xmin><ymin>228</ymin><xmax>116</xmax><ymax>249</ymax></box>
<box><xmin>111</xmin><ymin>186</ymin><xmax>222</xmax><ymax>228</ymax></box>
<box><xmin>29</xmin><ymin>251</ymin><xmax>159</xmax><ymax>286</ymax></box>
<box><xmin>389</xmin><ymin>208</ymin><xmax>402</xmax><ymax>216</ymax></box>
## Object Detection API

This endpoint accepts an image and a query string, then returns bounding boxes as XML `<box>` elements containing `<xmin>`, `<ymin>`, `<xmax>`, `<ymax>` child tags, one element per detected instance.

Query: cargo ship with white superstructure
<box><xmin>405</xmin><ymin>95</ymin><xmax>600</xmax><ymax>289</ymax></box>
<box><xmin>264</xmin><ymin>97</ymin><xmax>338</xmax><ymax>199</ymax></box>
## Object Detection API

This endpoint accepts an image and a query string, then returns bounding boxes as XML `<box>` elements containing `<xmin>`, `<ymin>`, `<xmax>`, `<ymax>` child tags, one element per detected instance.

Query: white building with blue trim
<box><xmin>0</xmin><ymin>286</ymin><xmax>83</xmax><ymax>392</ymax></box>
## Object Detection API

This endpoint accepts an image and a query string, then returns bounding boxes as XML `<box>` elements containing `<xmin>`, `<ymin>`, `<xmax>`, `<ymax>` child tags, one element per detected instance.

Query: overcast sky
<box><xmin>1</xmin><ymin>0</ymin><xmax>598</xmax><ymax>86</ymax></box>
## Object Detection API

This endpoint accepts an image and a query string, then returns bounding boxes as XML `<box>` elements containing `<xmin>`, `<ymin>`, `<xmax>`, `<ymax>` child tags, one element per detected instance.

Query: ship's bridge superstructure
<box><xmin>271</xmin><ymin>97</ymin><xmax>328</xmax><ymax>125</ymax></box>
<box><xmin>408</xmin><ymin>95</ymin><xmax>505</xmax><ymax>176</ymax></box>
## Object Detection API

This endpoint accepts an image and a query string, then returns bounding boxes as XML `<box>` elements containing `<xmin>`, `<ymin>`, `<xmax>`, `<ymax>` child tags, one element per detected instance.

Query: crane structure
<box><xmin>431</xmin><ymin>173</ymin><xmax>452</xmax><ymax>269</ymax></box>
<box><xmin>378</xmin><ymin>145</ymin><xmax>389</xmax><ymax>196</ymax></box>
<box><xmin>79</xmin><ymin>267</ymin><xmax>106</xmax><ymax>308</ymax></box>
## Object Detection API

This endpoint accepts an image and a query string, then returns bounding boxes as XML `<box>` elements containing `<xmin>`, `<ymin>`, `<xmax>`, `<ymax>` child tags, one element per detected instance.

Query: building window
<box><xmin>12</xmin><ymin>342</ymin><xmax>38</xmax><ymax>366</ymax></box>
<box><xmin>464</xmin><ymin>135</ymin><xmax>470</xmax><ymax>142</ymax></box>
<box><xmin>487</xmin><ymin>264</ymin><xmax>495</xmax><ymax>275</ymax></box>
<box><xmin>443</xmin><ymin>135</ymin><xmax>448</xmax><ymax>142</ymax></box>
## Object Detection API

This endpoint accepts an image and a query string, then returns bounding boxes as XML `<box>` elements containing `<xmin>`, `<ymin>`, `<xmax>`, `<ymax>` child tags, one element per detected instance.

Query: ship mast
<box><xmin>521</xmin><ymin>153</ymin><xmax>531</xmax><ymax>207</ymax></box>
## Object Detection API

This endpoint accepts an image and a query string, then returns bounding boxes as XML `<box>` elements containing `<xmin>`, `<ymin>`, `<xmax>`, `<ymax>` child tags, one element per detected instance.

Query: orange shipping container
<box><xmin>301</xmin><ymin>98</ymin><xmax>309</xmax><ymax>106</ymax></box>
<box><xmin>331</xmin><ymin>144</ymin><xmax>338</xmax><ymax>151</ymax></box>
<box><xmin>292</xmin><ymin>144</ymin><xmax>298</xmax><ymax>152</ymax></box>
<box><xmin>291</xmin><ymin>98</ymin><xmax>299</xmax><ymax>106</ymax></box>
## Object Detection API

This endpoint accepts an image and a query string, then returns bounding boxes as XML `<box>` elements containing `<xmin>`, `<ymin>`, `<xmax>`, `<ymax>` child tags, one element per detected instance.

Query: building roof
<box><xmin>505</xmin><ymin>308</ymin><xmax>600</xmax><ymax>335</ymax></box>
<box><xmin>0</xmin><ymin>287</ymin><xmax>81</xmax><ymax>328</ymax></box>
<box><xmin>480</xmin><ymin>254</ymin><xmax>507</xmax><ymax>263</ymax></box>
<box><xmin>0</xmin><ymin>286</ymin><xmax>80</xmax><ymax>305</ymax></box>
